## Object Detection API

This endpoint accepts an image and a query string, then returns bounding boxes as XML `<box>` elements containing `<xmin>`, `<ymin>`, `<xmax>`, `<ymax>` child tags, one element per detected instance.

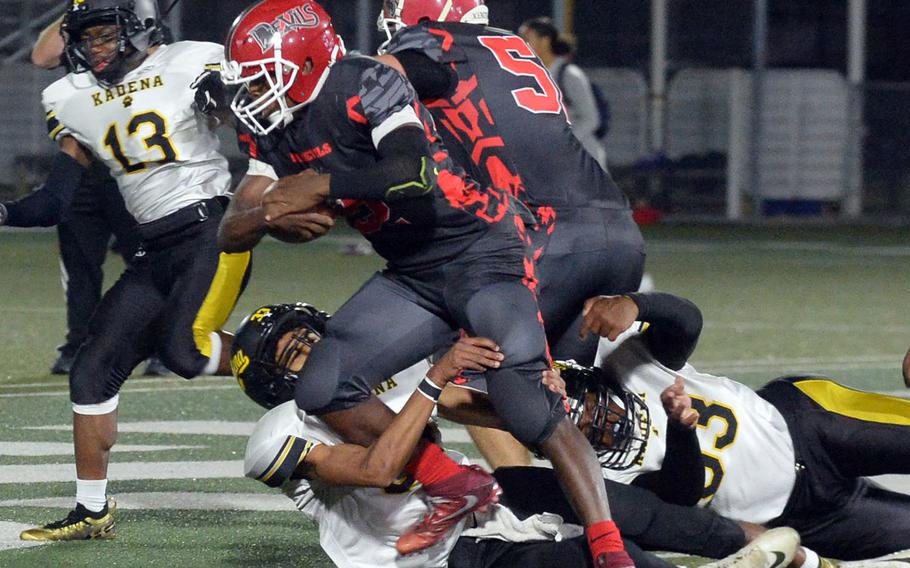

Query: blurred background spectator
<box><xmin>520</xmin><ymin>16</ymin><xmax>609</xmax><ymax>169</ymax></box>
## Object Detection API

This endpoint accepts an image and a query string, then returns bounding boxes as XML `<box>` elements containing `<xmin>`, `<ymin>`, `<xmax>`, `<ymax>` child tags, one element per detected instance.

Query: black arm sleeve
<box><xmin>4</xmin><ymin>152</ymin><xmax>86</xmax><ymax>227</ymax></box>
<box><xmin>329</xmin><ymin>126</ymin><xmax>438</xmax><ymax>202</ymax></box>
<box><xmin>630</xmin><ymin>424</ymin><xmax>705</xmax><ymax>506</ymax></box>
<box><xmin>394</xmin><ymin>50</ymin><xmax>457</xmax><ymax>100</ymax></box>
<box><xmin>625</xmin><ymin>292</ymin><xmax>703</xmax><ymax>371</ymax></box>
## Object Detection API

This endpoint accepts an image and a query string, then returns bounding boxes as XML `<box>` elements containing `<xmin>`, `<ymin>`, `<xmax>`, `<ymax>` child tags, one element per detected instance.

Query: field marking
<box><xmin>0</xmin><ymin>383</ymin><xmax>237</xmax><ymax>399</ymax></box>
<box><xmin>709</xmin><ymin>321</ymin><xmax>910</xmax><ymax>333</ymax></box>
<box><xmin>0</xmin><ymin>375</ymin><xmax>232</xmax><ymax>390</ymax></box>
<box><xmin>0</xmin><ymin>492</ymin><xmax>295</xmax><ymax>512</ymax></box>
<box><xmin>0</xmin><ymin>522</ymin><xmax>47</xmax><ymax>551</ymax></box>
<box><xmin>26</xmin><ymin>421</ymin><xmax>255</xmax><ymax>437</ymax></box>
<box><xmin>0</xmin><ymin>460</ymin><xmax>242</xmax><ymax>484</ymax></box>
<box><xmin>0</xmin><ymin>442</ymin><xmax>201</xmax><ymax>457</ymax></box>
<box><xmin>648</xmin><ymin>240</ymin><xmax>910</xmax><ymax>257</ymax></box>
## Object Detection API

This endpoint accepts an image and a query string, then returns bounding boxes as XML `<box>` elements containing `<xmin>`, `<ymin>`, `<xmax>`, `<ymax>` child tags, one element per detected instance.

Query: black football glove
<box><xmin>192</xmin><ymin>69</ymin><xmax>227</xmax><ymax>116</ymax></box>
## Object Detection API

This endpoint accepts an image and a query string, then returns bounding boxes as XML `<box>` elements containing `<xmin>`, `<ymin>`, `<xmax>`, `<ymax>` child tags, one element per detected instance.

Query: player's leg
<box><xmin>799</xmin><ymin>380</ymin><xmax>910</xmax><ymax>477</ymax></box>
<box><xmin>796</xmin><ymin>483</ymin><xmax>910</xmax><ymax>560</ymax></box>
<box><xmin>494</xmin><ymin>466</ymin><xmax>749</xmax><ymax>559</ymax></box>
<box><xmin>152</xmin><ymin>218</ymin><xmax>251</xmax><ymax>378</ymax></box>
<box><xmin>465</xmin><ymin>425</ymin><xmax>531</xmax><ymax>469</ymax></box>
<box><xmin>296</xmin><ymin>272</ymin><xmax>501</xmax><ymax>554</ymax></box>
<box><xmin>449</xmin><ymin>533</ymin><xmax>670</xmax><ymax>568</ymax></box>
<box><xmin>450</xmin><ymin>271</ymin><xmax>628</xmax><ymax>566</ymax></box>
<box><xmin>300</xmin><ymin>273</ymin><xmax>468</xmax><ymax>483</ymax></box>
<box><xmin>537</xmin><ymin>210</ymin><xmax>645</xmax><ymax>365</ymax></box>
<box><xmin>297</xmin><ymin>272</ymin><xmax>457</xmax><ymax>417</ymax></box>
<box><xmin>21</xmin><ymin>264</ymin><xmax>160</xmax><ymax>541</ymax></box>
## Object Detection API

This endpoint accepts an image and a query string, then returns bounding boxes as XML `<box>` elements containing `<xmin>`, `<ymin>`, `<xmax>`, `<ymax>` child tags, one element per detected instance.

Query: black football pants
<box><xmin>535</xmin><ymin>208</ymin><xmax>645</xmax><ymax>366</ymax></box>
<box><xmin>70</xmin><ymin>200</ymin><xmax>250</xmax><ymax>405</ymax></box>
<box><xmin>492</xmin><ymin>466</ymin><xmax>746</xmax><ymax>562</ymax></box>
<box><xmin>759</xmin><ymin>376</ymin><xmax>910</xmax><ymax>559</ymax></box>
<box><xmin>297</xmin><ymin>232</ymin><xmax>566</xmax><ymax>447</ymax></box>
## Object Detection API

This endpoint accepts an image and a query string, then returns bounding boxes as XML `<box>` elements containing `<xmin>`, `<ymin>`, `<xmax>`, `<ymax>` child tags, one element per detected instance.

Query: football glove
<box><xmin>192</xmin><ymin>70</ymin><xmax>227</xmax><ymax>116</ymax></box>
<box><xmin>0</xmin><ymin>202</ymin><xmax>8</xmax><ymax>226</ymax></box>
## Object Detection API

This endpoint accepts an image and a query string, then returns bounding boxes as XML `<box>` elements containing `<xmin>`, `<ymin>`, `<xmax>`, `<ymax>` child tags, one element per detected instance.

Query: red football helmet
<box><xmin>222</xmin><ymin>0</ymin><xmax>345</xmax><ymax>135</ymax></box>
<box><xmin>378</xmin><ymin>0</ymin><xmax>488</xmax><ymax>46</ymax></box>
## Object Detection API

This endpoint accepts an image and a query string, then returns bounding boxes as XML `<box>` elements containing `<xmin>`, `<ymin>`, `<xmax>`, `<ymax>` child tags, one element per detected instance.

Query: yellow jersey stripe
<box><xmin>794</xmin><ymin>378</ymin><xmax>910</xmax><ymax>426</ymax></box>
<box><xmin>48</xmin><ymin>124</ymin><xmax>65</xmax><ymax>140</ymax></box>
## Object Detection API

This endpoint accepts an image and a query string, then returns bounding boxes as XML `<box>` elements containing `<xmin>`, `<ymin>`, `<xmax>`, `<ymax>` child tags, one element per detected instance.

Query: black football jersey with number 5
<box><xmin>386</xmin><ymin>22</ymin><xmax>629</xmax><ymax>216</ymax></box>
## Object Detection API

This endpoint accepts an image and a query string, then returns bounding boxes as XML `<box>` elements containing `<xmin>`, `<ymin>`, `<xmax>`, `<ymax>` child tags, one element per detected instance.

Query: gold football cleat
<box><xmin>20</xmin><ymin>498</ymin><xmax>116</xmax><ymax>541</ymax></box>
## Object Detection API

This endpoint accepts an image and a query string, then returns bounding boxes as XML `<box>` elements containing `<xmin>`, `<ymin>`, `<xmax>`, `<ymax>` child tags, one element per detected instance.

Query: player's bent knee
<box><xmin>69</xmin><ymin>357</ymin><xmax>128</xmax><ymax>406</ymax></box>
<box><xmin>489</xmin><ymin>389</ymin><xmax>564</xmax><ymax>446</ymax></box>
<box><xmin>158</xmin><ymin>344</ymin><xmax>209</xmax><ymax>379</ymax></box>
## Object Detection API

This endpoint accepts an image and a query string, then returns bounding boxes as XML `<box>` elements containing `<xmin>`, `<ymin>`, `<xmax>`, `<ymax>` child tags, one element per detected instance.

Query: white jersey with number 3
<box><xmin>42</xmin><ymin>41</ymin><xmax>231</xmax><ymax>224</ymax></box>
<box><xmin>596</xmin><ymin>335</ymin><xmax>797</xmax><ymax>524</ymax></box>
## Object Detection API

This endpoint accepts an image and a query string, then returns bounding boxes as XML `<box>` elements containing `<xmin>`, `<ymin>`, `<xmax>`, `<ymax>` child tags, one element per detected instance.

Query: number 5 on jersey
<box><xmin>478</xmin><ymin>35</ymin><xmax>565</xmax><ymax>115</ymax></box>
<box><xmin>104</xmin><ymin>111</ymin><xmax>179</xmax><ymax>174</ymax></box>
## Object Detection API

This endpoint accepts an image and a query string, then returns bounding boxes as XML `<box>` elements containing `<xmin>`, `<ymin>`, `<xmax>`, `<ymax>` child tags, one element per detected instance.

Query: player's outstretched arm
<box><xmin>31</xmin><ymin>15</ymin><xmax>64</xmax><ymax>70</ymax></box>
<box><xmin>304</xmin><ymin>336</ymin><xmax>504</xmax><ymax>488</ymax></box>
<box><xmin>582</xmin><ymin>292</ymin><xmax>703</xmax><ymax>371</ymax></box>
<box><xmin>1</xmin><ymin>138</ymin><xmax>91</xmax><ymax>228</ymax></box>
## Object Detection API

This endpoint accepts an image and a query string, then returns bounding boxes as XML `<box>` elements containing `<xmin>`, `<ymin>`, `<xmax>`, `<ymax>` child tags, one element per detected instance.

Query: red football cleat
<box><xmin>396</xmin><ymin>464</ymin><xmax>502</xmax><ymax>555</ymax></box>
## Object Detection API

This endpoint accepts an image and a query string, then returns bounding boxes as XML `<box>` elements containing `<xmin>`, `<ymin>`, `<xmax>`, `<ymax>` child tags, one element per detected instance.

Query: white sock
<box><xmin>76</xmin><ymin>478</ymin><xmax>108</xmax><ymax>513</ymax></box>
<box><xmin>202</xmin><ymin>331</ymin><xmax>222</xmax><ymax>375</ymax></box>
<box><xmin>801</xmin><ymin>547</ymin><xmax>820</xmax><ymax>568</ymax></box>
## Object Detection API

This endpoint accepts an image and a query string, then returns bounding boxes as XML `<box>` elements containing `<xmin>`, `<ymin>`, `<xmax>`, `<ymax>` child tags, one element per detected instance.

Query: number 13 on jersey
<box><xmin>103</xmin><ymin>110</ymin><xmax>179</xmax><ymax>174</ymax></box>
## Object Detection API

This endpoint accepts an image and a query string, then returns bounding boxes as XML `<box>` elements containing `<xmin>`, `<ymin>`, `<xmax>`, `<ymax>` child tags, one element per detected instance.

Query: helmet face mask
<box><xmin>222</xmin><ymin>0</ymin><xmax>345</xmax><ymax>136</ymax></box>
<box><xmin>559</xmin><ymin>361</ymin><xmax>651</xmax><ymax>470</ymax></box>
<box><xmin>62</xmin><ymin>0</ymin><xmax>163</xmax><ymax>85</ymax></box>
<box><xmin>232</xmin><ymin>303</ymin><xmax>330</xmax><ymax>409</ymax></box>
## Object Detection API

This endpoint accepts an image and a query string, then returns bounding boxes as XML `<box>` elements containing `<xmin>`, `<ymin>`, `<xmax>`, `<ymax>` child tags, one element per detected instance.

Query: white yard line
<box><xmin>0</xmin><ymin>492</ymin><xmax>295</xmax><ymax>512</ymax></box>
<box><xmin>0</xmin><ymin>522</ymin><xmax>47</xmax><ymax>551</ymax></box>
<box><xmin>25</xmin><ymin>421</ymin><xmax>255</xmax><ymax>436</ymax></box>
<box><xmin>0</xmin><ymin>442</ymin><xmax>201</xmax><ymax>457</ymax></box>
<box><xmin>0</xmin><ymin>460</ymin><xmax>242</xmax><ymax>484</ymax></box>
<box><xmin>0</xmin><ymin>383</ymin><xmax>237</xmax><ymax>399</ymax></box>
<box><xmin>0</xmin><ymin>376</ymin><xmax>231</xmax><ymax>390</ymax></box>
<box><xmin>648</xmin><ymin>240</ymin><xmax>910</xmax><ymax>256</ymax></box>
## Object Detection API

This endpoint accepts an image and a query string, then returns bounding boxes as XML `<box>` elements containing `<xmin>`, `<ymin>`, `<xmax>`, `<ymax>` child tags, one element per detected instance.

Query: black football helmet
<box><xmin>558</xmin><ymin>360</ymin><xmax>651</xmax><ymax>471</ymax></box>
<box><xmin>231</xmin><ymin>303</ymin><xmax>330</xmax><ymax>409</ymax></box>
<box><xmin>62</xmin><ymin>0</ymin><xmax>164</xmax><ymax>84</ymax></box>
